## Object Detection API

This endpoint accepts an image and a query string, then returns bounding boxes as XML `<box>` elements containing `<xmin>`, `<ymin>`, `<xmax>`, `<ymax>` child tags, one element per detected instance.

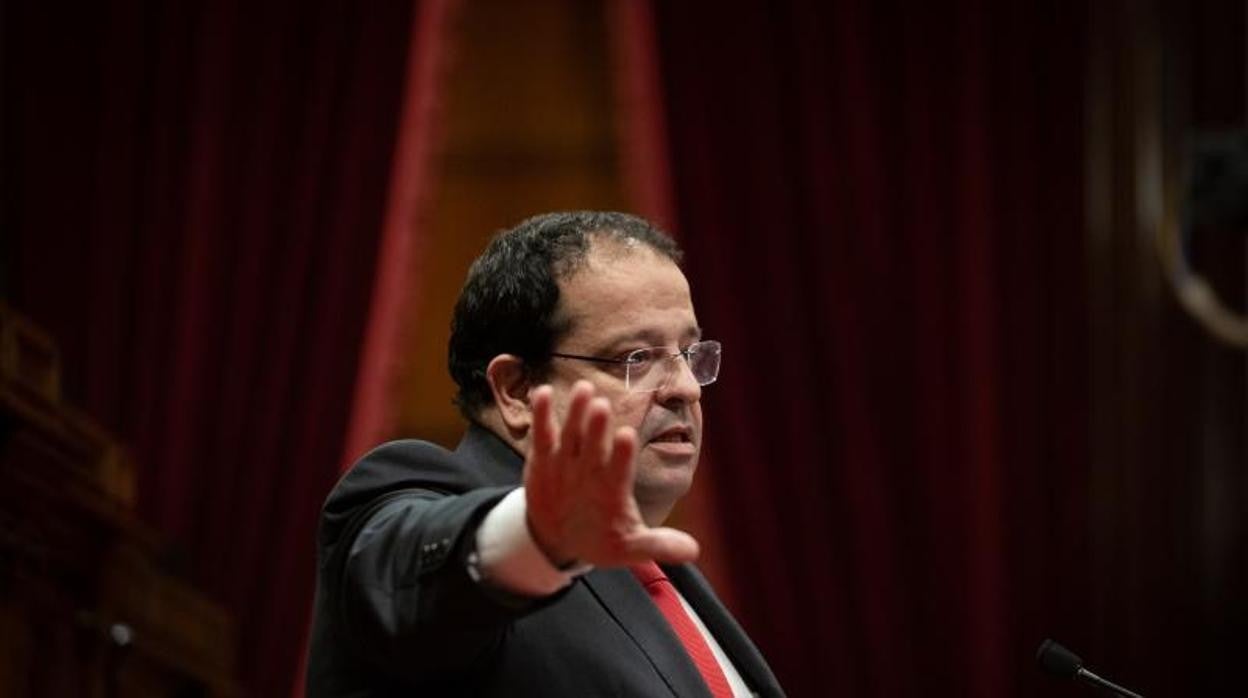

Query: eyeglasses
<box><xmin>549</xmin><ymin>340</ymin><xmax>722</xmax><ymax>393</ymax></box>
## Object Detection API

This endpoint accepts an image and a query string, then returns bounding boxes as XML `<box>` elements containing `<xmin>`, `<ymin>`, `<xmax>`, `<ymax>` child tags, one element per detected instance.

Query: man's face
<box><xmin>540</xmin><ymin>241</ymin><xmax>704</xmax><ymax>523</ymax></box>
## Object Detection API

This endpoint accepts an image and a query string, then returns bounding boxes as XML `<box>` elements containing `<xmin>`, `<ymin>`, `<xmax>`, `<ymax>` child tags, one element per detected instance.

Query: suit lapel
<box><xmin>581</xmin><ymin>568</ymin><xmax>713</xmax><ymax>698</ymax></box>
<box><xmin>667</xmin><ymin>564</ymin><xmax>783</xmax><ymax>696</ymax></box>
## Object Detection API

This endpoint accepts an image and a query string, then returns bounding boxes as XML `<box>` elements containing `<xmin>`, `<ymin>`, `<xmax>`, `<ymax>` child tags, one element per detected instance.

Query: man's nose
<box><xmin>655</xmin><ymin>354</ymin><xmax>702</xmax><ymax>405</ymax></box>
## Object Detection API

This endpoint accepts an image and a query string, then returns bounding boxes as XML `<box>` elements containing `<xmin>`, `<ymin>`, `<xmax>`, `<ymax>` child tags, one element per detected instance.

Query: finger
<box><xmin>624</xmin><ymin>527</ymin><xmax>701</xmax><ymax>565</ymax></box>
<box><xmin>582</xmin><ymin>397</ymin><xmax>611</xmax><ymax>466</ymax></box>
<box><xmin>530</xmin><ymin>385</ymin><xmax>556</xmax><ymax>460</ymax></box>
<box><xmin>560</xmin><ymin>381</ymin><xmax>595</xmax><ymax>457</ymax></box>
<box><xmin>605</xmin><ymin>426</ymin><xmax>638</xmax><ymax>488</ymax></box>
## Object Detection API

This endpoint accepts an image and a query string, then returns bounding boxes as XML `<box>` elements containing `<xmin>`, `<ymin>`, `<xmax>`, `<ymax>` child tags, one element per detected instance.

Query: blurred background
<box><xmin>2</xmin><ymin>0</ymin><xmax>1245</xmax><ymax>696</ymax></box>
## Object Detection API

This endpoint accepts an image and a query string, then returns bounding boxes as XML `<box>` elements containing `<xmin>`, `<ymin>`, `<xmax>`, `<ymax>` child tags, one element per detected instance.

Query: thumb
<box><xmin>624</xmin><ymin>527</ymin><xmax>701</xmax><ymax>565</ymax></box>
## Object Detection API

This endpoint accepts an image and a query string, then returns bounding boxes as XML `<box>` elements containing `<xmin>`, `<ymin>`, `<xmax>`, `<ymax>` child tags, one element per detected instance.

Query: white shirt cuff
<box><xmin>473</xmin><ymin>487</ymin><xmax>591</xmax><ymax>596</ymax></box>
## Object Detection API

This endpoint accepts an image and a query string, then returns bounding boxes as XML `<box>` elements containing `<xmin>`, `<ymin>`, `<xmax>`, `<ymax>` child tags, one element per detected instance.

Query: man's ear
<box><xmin>485</xmin><ymin>354</ymin><xmax>533</xmax><ymax>436</ymax></box>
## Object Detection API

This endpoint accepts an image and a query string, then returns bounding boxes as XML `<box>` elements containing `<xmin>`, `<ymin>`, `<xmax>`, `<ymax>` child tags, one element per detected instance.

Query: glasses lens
<box><xmin>689</xmin><ymin>341</ymin><xmax>721</xmax><ymax>385</ymax></box>
<box><xmin>624</xmin><ymin>348</ymin><xmax>659</xmax><ymax>391</ymax></box>
<box><xmin>625</xmin><ymin>341</ymin><xmax>721</xmax><ymax>392</ymax></box>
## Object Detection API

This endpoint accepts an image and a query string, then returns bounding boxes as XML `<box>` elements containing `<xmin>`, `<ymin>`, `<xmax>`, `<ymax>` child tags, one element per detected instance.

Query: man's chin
<box><xmin>634</xmin><ymin>450</ymin><xmax>697</xmax><ymax>519</ymax></box>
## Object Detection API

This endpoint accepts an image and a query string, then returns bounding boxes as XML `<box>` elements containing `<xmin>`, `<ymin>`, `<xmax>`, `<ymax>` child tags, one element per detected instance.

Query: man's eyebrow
<box><xmin>600</xmin><ymin>325</ymin><xmax>703</xmax><ymax>350</ymax></box>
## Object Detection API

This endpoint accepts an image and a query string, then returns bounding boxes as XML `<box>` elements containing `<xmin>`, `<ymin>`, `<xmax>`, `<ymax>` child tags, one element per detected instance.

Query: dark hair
<box><xmin>448</xmin><ymin>211</ymin><xmax>682</xmax><ymax>419</ymax></box>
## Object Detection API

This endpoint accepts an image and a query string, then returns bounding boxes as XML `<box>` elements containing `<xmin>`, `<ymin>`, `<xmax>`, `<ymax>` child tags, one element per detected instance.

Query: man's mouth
<box><xmin>645</xmin><ymin>426</ymin><xmax>697</xmax><ymax>458</ymax></box>
<box><xmin>648</xmin><ymin>426</ymin><xmax>692</xmax><ymax>444</ymax></box>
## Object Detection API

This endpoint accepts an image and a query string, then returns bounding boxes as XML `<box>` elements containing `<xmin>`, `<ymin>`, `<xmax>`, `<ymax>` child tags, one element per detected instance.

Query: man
<box><xmin>307</xmin><ymin>212</ymin><xmax>783</xmax><ymax>696</ymax></box>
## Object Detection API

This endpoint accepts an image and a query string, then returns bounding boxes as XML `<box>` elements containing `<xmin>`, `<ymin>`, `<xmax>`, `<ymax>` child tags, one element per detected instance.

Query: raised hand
<box><xmin>523</xmin><ymin>381</ymin><xmax>700</xmax><ymax>569</ymax></box>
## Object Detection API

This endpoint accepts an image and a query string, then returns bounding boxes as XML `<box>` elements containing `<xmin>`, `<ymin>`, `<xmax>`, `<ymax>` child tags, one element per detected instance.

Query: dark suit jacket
<box><xmin>306</xmin><ymin>424</ymin><xmax>784</xmax><ymax>697</ymax></box>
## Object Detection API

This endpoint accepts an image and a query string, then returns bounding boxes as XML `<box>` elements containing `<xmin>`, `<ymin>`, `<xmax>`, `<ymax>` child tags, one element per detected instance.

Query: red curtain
<box><xmin>647</xmin><ymin>1</ymin><xmax>1090</xmax><ymax>695</ymax></box>
<box><xmin>4</xmin><ymin>2</ymin><xmax>425</xmax><ymax>695</ymax></box>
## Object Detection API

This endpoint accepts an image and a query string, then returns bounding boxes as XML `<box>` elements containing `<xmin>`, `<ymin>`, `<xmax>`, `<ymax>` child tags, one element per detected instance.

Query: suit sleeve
<box><xmin>317</xmin><ymin>442</ymin><xmax>565</xmax><ymax>683</ymax></box>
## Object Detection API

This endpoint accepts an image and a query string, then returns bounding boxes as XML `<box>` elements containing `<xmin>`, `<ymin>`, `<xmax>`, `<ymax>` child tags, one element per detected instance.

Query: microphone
<box><xmin>1036</xmin><ymin>639</ymin><xmax>1144</xmax><ymax>697</ymax></box>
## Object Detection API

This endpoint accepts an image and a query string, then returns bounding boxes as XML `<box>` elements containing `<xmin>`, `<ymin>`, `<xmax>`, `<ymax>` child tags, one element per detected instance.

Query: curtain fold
<box><xmin>4</xmin><ymin>2</ymin><xmax>429</xmax><ymax>695</ymax></box>
<box><xmin>648</xmin><ymin>1</ymin><xmax>1089</xmax><ymax>694</ymax></box>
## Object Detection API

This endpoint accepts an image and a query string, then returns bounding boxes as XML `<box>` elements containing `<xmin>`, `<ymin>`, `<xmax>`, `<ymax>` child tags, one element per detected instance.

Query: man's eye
<box><xmin>624</xmin><ymin>348</ymin><xmax>657</xmax><ymax>365</ymax></box>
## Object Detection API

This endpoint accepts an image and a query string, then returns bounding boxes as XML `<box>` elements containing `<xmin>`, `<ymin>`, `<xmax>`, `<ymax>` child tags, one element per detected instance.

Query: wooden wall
<box><xmin>393</xmin><ymin>0</ymin><xmax>628</xmax><ymax>448</ymax></box>
<box><xmin>1085</xmin><ymin>0</ymin><xmax>1246</xmax><ymax>693</ymax></box>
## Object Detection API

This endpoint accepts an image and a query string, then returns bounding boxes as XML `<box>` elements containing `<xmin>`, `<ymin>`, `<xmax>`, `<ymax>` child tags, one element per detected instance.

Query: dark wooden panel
<box><xmin>0</xmin><ymin>304</ymin><xmax>237</xmax><ymax>697</ymax></box>
<box><xmin>1085</xmin><ymin>1</ymin><xmax>1246</xmax><ymax>694</ymax></box>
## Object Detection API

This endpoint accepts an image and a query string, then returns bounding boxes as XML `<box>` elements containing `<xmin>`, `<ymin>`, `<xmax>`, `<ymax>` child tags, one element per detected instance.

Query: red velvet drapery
<box><xmin>648</xmin><ymin>1</ymin><xmax>1090</xmax><ymax>695</ymax></box>
<box><xmin>4</xmin><ymin>2</ymin><xmax>426</xmax><ymax>695</ymax></box>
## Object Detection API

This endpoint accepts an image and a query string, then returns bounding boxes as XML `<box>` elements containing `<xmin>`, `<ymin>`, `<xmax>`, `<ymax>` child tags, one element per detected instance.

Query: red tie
<box><xmin>629</xmin><ymin>562</ymin><xmax>734</xmax><ymax>698</ymax></box>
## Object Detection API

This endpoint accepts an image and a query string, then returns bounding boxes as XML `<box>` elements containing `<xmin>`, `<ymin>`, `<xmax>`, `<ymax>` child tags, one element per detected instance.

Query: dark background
<box><xmin>3</xmin><ymin>0</ymin><xmax>1245</xmax><ymax>695</ymax></box>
